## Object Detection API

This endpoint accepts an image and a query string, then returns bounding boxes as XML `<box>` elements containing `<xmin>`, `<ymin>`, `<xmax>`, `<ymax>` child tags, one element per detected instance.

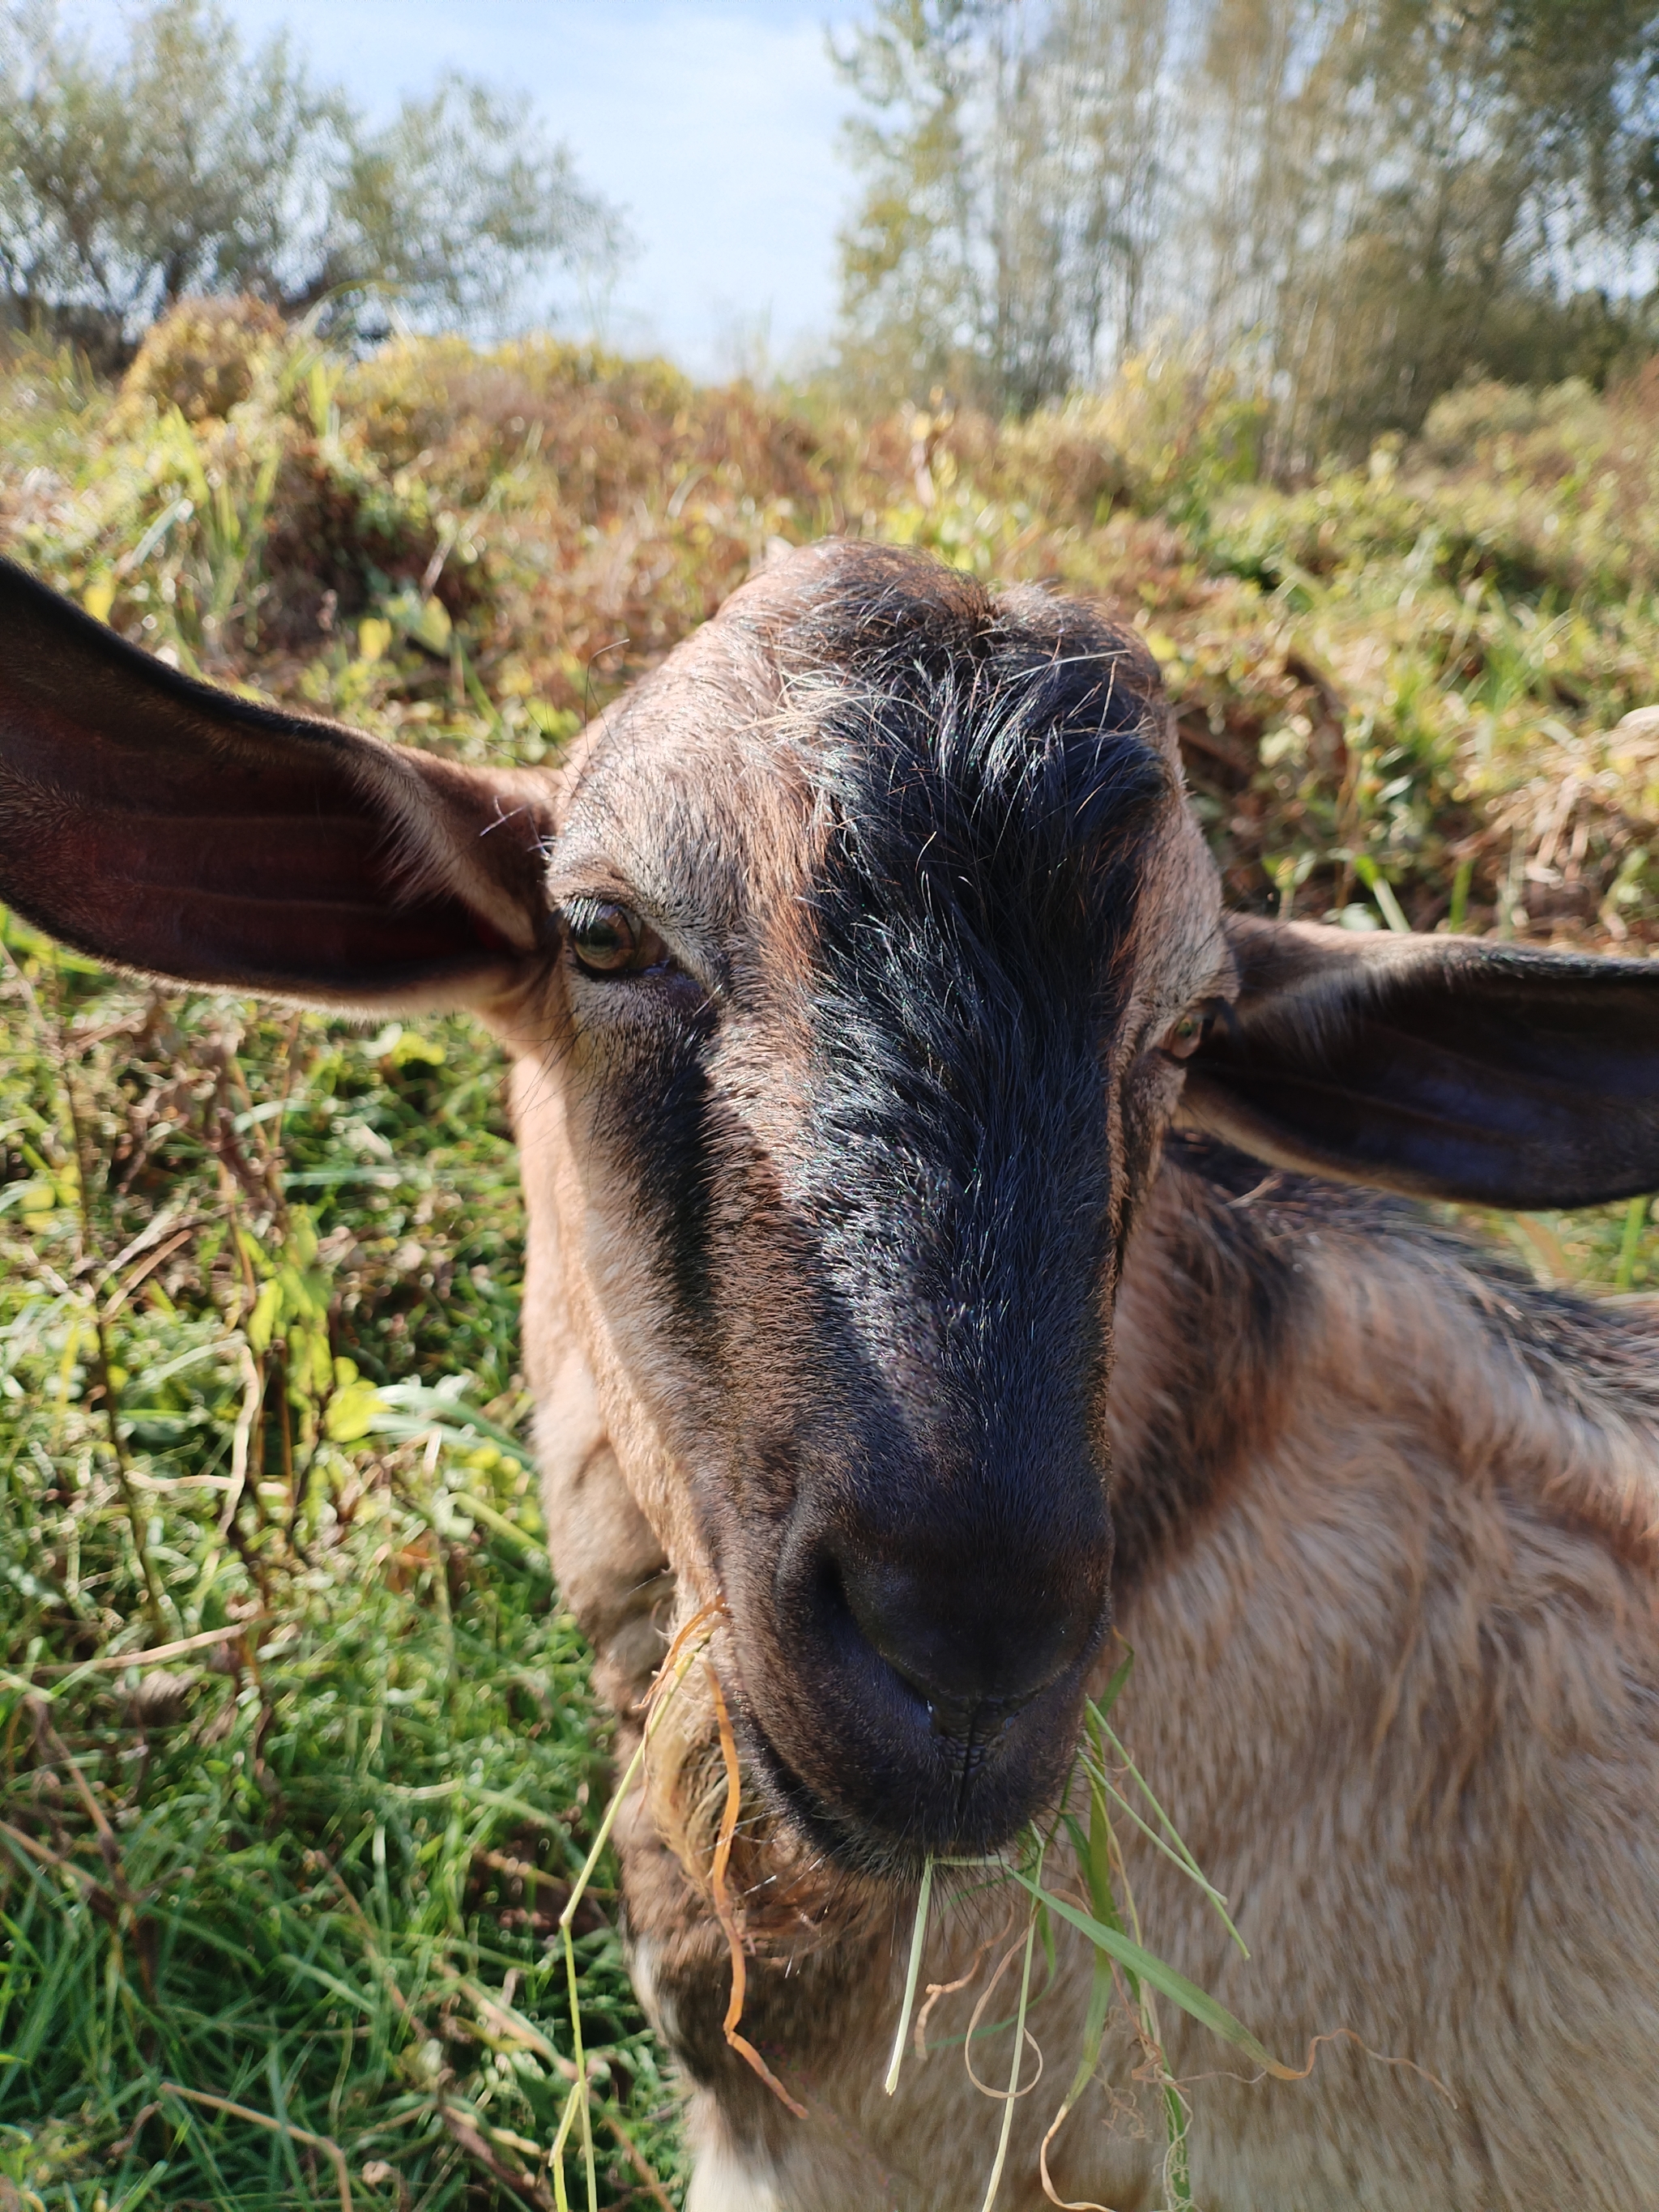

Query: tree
<box><xmin>834</xmin><ymin>0</ymin><xmax>1175</xmax><ymax>412</ymax></box>
<box><xmin>0</xmin><ymin>0</ymin><xmax>625</xmax><ymax>352</ymax></box>
<box><xmin>1226</xmin><ymin>0</ymin><xmax>1659</xmax><ymax>459</ymax></box>
<box><xmin>834</xmin><ymin>0</ymin><xmax>1659</xmax><ymax>454</ymax></box>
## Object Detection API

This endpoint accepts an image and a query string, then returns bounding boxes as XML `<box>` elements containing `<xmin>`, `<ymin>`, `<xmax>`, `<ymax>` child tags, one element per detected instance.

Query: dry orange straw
<box><xmin>706</xmin><ymin>1660</ymin><xmax>808</xmax><ymax>2118</ymax></box>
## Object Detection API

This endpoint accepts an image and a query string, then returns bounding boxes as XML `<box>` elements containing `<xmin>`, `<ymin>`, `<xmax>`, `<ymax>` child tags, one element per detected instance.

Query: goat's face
<box><xmin>528</xmin><ymin>543</ymin><xmax>1226</xmax><ymax>1866</ymax></box>
<box><xmin>8</xmin><ymin>542</ymin><xmax>1659</xmax><ymax>1874</ymax></box>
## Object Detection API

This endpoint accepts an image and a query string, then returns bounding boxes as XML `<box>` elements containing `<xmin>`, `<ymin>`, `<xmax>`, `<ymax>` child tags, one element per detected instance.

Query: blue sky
<box><xmin>76</xmin><ymin>1</ymin><xmax>872</xmax><ymax>373</ymax></box>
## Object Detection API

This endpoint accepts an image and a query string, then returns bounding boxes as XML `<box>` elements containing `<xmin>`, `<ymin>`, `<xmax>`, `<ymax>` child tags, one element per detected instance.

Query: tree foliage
<box><xmin>0</xmin><ymin>0</ymin><xmax>625</xmax><ymax>354</ymax></box>
<box><xmin>834</xmin><ymin>0</ymin><xmax>1659</xmax><ymax>454</ymax></box>
<box><xmin>836</xmin><ymin>0</ymin><xmax>1175</xmax><ymax>416</ymax></box>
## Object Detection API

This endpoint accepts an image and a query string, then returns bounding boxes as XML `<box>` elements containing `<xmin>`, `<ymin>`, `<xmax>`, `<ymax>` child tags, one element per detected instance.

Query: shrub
<box><xmin>118</xmin><ymin>295</ymin><xmax>287</xmax><ymax>423</ymax></box>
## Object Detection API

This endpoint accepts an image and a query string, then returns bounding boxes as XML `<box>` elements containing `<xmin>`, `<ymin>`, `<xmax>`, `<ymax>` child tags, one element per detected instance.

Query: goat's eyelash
<box><xmin>558</xmin><ymin>897</ymin><xmax>677</xmax><ymax>978</ymax></box>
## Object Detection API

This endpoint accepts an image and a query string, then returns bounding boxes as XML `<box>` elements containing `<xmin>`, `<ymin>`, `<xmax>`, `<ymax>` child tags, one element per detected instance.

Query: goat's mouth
<box><xmin>703</xmin><ymin>1460</ymin><xmax>1115</xmax><ymax>1872</ymax></box>
<box><xmin>720</xmin><ymin>1590</ymin><xmax>1106</xmax><ymax>1877</ymax></box>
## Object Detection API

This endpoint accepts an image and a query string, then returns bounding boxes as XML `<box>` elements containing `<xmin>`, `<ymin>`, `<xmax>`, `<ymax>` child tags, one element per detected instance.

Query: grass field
<box><xmin>2</xmin><ymin>300</ymin><xmax>1658</xmax><ymax>2210</ymax></box>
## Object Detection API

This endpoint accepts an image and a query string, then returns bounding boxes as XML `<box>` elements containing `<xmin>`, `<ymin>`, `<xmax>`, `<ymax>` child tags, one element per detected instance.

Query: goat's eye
<box><xmin>1162</xmin><ymin>1009</ymin><xmax>1209</xmax><ymax>1060</ymax></box>
<box><xmin>564</xmin><ymin>900</ymin><xmax>667</xmax><ymax>977</ymax></box>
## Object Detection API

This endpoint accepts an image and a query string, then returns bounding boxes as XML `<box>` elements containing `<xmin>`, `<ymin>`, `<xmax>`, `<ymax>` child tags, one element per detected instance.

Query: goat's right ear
<box><xmin>0</xmin><ymin>557</ymin><xmax>557</xmax><ymax>1009</ymax></box>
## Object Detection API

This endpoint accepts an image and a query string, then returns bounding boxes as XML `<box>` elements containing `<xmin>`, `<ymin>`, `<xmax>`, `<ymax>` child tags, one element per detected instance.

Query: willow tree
<box><xmin>0</xmin><ymin>0</ymin><xmax>625</xmax><ymax>356</ymax></box>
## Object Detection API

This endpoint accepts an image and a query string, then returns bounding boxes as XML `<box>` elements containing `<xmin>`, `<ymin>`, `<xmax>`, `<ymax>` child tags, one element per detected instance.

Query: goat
<box><xmin>4</xmin><ymin>539</ymin><xmax>1659</xmax><ymax>2211</ymax></box>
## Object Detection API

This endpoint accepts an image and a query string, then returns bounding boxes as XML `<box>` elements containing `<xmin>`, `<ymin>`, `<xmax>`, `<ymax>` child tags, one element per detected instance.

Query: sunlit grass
<box><xmin>0</xmin><ymin>923</ymin><xmax>684</xmax><ymax>2210</ymax></box>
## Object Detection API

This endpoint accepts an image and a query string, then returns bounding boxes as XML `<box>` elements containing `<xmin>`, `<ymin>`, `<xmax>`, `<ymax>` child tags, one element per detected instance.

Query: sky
<box><xmin>74</xmin><ymin>1</ymin><xmax>871</xmax><ymax>376</ymax></box>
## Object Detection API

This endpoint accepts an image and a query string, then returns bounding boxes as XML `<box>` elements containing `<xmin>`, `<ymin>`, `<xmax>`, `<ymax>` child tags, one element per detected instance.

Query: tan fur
<box><xmin>526</xmin><ymin>1163</ymin><xmax>1659</xmax><ymax>2211</ymax></box>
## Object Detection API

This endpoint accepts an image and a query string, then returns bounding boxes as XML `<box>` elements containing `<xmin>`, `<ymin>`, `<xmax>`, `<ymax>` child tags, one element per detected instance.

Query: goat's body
<box><xmin>540</xmin><ymin>1140</ymin><xmax>1659</xmax><ymax>2211</ymax></box>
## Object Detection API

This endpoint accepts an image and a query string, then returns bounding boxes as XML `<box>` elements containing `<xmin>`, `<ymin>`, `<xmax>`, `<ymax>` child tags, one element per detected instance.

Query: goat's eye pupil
<box><xmin>567</xmin><ymin>901</ymin><xmax>640</xmax><ymax>974</ymax></box>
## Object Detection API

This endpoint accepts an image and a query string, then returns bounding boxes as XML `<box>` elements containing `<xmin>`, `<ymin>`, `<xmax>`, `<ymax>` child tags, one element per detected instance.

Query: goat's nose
<box><xmin>833</xmin><ymin>1549</ymin><xmax>1096</xmax><ymax>1732</ymax></box>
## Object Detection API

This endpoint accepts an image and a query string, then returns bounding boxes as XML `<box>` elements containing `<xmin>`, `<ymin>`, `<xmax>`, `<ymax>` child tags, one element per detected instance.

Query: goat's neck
<box><xmin>1109</xmin><ymin>1136</ymin><xmax>1659</xmax><ymax>1593</ymax></box>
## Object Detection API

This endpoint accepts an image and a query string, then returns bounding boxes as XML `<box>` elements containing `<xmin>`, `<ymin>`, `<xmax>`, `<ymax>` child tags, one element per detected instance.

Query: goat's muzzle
<box><xmin>719</xmin><ymin>1449</ymin><xmax>1113</xmax><ymax>1868</ymax></box>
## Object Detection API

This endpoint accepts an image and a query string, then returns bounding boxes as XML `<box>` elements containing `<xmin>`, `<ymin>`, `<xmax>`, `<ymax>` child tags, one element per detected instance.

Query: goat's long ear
<box><xmin>0</xmin><ymin>557</ymin><xmax>557</xmax><ymax>1009</ymax></box>
<box><xmin>1182</xmin><ymin>913</ymin><xmax>1659</xmax><ymax>1208</ymax></box>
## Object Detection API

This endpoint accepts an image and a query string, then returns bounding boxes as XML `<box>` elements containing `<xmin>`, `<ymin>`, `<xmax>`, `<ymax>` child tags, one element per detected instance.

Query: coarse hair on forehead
<box><xmin>761</xmin><ymin>543</ymin><xmax>1178</xmax><ymax>965</ymax></box>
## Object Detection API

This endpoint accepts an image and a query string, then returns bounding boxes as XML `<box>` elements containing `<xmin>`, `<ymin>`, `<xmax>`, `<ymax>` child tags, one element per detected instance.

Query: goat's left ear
<box><xmin>1181</xmin><ymin>914</ymin><xmax>1659</xmax><ymax>1208</ymax></box>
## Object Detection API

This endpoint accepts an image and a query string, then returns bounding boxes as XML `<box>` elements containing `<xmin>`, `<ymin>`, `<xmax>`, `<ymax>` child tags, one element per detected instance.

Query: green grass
<box><xmin>2</xmin><ymin>307</ymin><xmax>1659</xmax><ymax>2210</ymax></box>
<box><xmin>0</xmin><ymin>931</ymin><xmax>684</xmax><ymax>2209</ymax></box>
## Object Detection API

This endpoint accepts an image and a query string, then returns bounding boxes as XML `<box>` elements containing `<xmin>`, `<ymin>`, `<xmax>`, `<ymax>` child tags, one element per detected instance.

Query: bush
<box><xmin>119</xmin><ymin>295</ymin><xmax>287</xmax><ymax>422</ymax></box>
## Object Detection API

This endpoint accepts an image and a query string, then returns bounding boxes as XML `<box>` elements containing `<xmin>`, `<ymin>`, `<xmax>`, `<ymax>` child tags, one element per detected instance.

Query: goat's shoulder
<box><xmin>1110</xmin><ymin>1145</ymin><xmax>1659</xmax><ymax>2205</ymax></box>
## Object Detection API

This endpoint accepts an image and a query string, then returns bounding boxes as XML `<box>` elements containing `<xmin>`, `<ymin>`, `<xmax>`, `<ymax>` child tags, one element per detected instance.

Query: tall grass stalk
<box><xmin>906</xmin><ymin>1654</ymin><xmax>1274</xmax><ymax>2206</ymax></box>
<box><xmin>979</xmin><ymin>1861</ymin><xmax>1043</xmax><ymax>2212</ymax></box>
<box><xmin>885</xmin><ymin>1855</ymin><xmax>936</xmax><ymax>2095</ymax></box>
